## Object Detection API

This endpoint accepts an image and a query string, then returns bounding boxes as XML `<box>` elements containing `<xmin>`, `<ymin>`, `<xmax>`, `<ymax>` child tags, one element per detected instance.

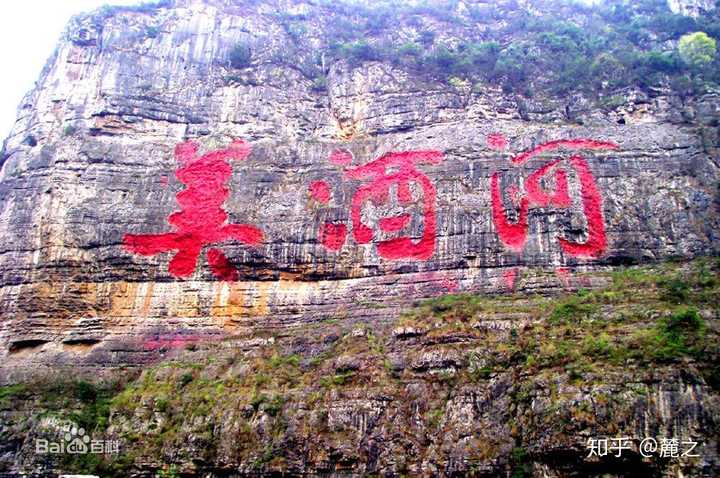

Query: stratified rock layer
<box><xmin>1</xmin><ymin>260</ymin><xmax>719</xmax><ymax>477</ymax></box>
<box><xmin>1</xmin><ymin>0</ymin><xmax>718</xmax><ymax>378</ymax></box>
<box><xmin>0</xmin><ymin>1</ymin><xmax>719</xmax><ymax>476</ymax></box>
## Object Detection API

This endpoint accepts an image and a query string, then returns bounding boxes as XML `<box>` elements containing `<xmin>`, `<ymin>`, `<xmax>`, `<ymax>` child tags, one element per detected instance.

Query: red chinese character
<box><xmin>123</xmin><ymin>140</ymin><xmax>263</xmax><ymax>280</ymax></box>
<box><xmin>491</xmin><ymin>138</ymin><xmax>618</xmax><ymax>259</ymax></box>
<box><xmin>313</xmin><ymin>149</ymin><xmax>443</xmax><ymax>260</ymax></box>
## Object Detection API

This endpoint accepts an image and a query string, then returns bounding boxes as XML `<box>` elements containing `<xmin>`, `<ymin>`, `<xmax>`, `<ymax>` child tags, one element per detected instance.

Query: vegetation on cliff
<box><xmin>1</xmin><ymin>257</ymin><xmax>718</xmax><ymax>476</ymax></box>
<box><xmin>220</xmin><ymin>0</ymin><xmax>720</xmax><ymax>100</ymax></box>
<box><xmin>86</xmin><ymin>0</ymin><xmax>720</xmax><ymax>101</ymax></box>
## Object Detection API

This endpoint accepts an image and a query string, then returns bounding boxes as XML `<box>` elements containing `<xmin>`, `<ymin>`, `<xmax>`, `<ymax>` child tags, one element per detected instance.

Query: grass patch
<box><xmin>653</xmin><ymin>307</ymin><xmax>706</xmax><ymax>359</ymax></box>
<box><xmin>657</xmin><ymin>277</ymin><xmax>691</xmax><ymax>304</ymax></box>
<box><xmin>0</xmin><ymin>384</ymin><xmax>26</xmax><ymax>408</ymax></box>
<box><xmin>548</xmin><ymin>294</ymin><xmax>598</xmax><ymax>324</ymax></box>
<box><xmin>319</xmin><ymin>371</ymin><xmax>354</xmax><ymax>387</ymax></box>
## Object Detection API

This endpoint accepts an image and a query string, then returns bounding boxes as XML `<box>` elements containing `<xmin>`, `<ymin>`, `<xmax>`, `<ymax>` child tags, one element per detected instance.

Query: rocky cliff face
<box><xmin>0</xmin><ymin>0</ymin><xmax>719</xmax><ymax>477</ymax></box>
<box><xmin>668</xmin><ymin>0</ymin><xmax>716</xmax><ymax>17</ymax></box>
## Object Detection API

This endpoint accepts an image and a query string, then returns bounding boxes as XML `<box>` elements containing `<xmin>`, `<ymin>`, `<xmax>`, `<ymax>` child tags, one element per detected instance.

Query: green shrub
<box><xmin>510</xmin><ymin>447</ymin><xmax>532</xmax><ymax>478</ymax></box>
<box><xmin>157</xmin><ymin>465</ymin><xmax>180</xmax><ymax>478</ymax></box>
<box><xmin>633</xmin><ymin>307</ymin><xmax>707</xmax><ymax>361</ymax></box>
<box><xmin>320</xmin><ymin>371</ymin><xmax>354</xmax><ymax>387</ymax></box>
<box><xmin>469</xmin><ymin>364</ymin><xmax>493</xmax><ymax>380</ymax></box>
<box><xmin>333</xmin><ymin>40</ymin><xmax>381</xmax><ymax>64</ymax></box>
<box><xmin>284</xmin><ymin>23</ymin><xmax>306</xmax><ymax>41</ymax></box>
<box><xmin>363</xmin><ymin>7</ymin><xmax>391</xmax><ymax>33</ymax></box>
<box><xmin>695</xmin><ymin>264</ymin><xmax>717</xmax><ymax>288</ymax></box>
<box><xmin>429</xmin><ymin>295</ymin><xmax>455</xmax><ymax>314</ymax></box>
<box><xmin>468</xmin><ymin>4</ymin><xmax>493</xmax><ymax>22</ymax></box>
<box><xmin>426</xmin><ymin>407</ymin><xmax>444</xmax><ymax>427</ymax></box>
<box><xmin>269</xmin><ymin>353</ymin><xmax>301</xmax><ymax>368</ymax></box>
<box><xmin>657</xmin><ymin>277</ymin><xmax>690</xmax><ymax>304</ymax></box>
<box><xmin>224</xmin><ymin>74</ymin><xmax>242</xmax><ymax>84</ymax></box>
<box><xmin>251</xmin><ymin>392</ymin><xmax>267</xmax><ymax>410</ymax></box>
<box><xmin>325</xmin><ymin>16</ymin><xmax>363</xmax><ymax>42</ymax></box>
<box><xmin>599</xmin><ymin>94</ymin><xmax>626</xmax><ymax>110</ymax></box>
<box><xmin>397</xmin><ymin>42</ymin><xmax>422</xmax><ymax>58</ymax></box>
<box><xmin>410</xmin><ymin>0</ymin><xmax>461</xmax><ymax>23</ymax></box>
<box><xmin>311</xmin><ymin>75</ymin><xmax>327</xmax><ymax>92</ymax></box>
<box><xmin>678</xmin><ymin>31</ymin><xmax>717</xmax><ymax>67</ymax></box>
<box><xmin>229</xmin><ymin>42</ymin><xmax>252</xmax><ymax>69</ymax></box>
<box><xmin>565</xmin><ymin>361</ymin><xmax>593</xmax><ymax>382</ymax></box>
<box><xmin>145</xmin><ymin>26</ymin><xmax>159</xmax><ymax>38</ymax></box>
<box><xmin>549</xmin><ymin>295</ymin><xmax>597</xmax><ymax>324</ymax></box>
<box><xmin>67</xmin><ymin>380</ymin><xmax>116</xmax><ymax>432</ymax></box>
<box><xmin>582</xmin><ymin>333</ymin><xmax>611</xmax><ymax>357</ymax></box>
<box><xmin>662</xmin><ymin>307</ymin><xmax>705</xmax><ymax>342</ymax></box>
<box><xmin>0</xmin><ymin>384</ymin><xmax>26</xmax><ymax>408</ymax></box>
<box><xmin>179</xmin><ymin>372</ymin><xmax>194</xmax><ymax>387</ymax></box>
<box><xmin>263</xmin><ymin>394</ymin><xmax>285</xmax><ymax>417</ymax></box>
<box><xmin>465</xmin><ymin>41</ymin><xmax>500</xmax><ymax>72</ymax></box>
<box><xmin>155</xmin><ymin>396</ymin><xmax>169</xmax><ymax>412</ymax></box>
<box><xmin>493</xmin><ymin>43</ymin><xmax>533</xmax><ymax>86</ymax></box>
<box><xmin>591</xmin><ymin>53</ymin><xmax>625</xmax><ymax>87</ymax></box>
<box><xmin>418</xmin><ymin>30</ymin><xmax>436</xmax><ymax>46</ymax></box>
<box><xmin>643</xmin><ymin>50</ymin><xmax>682</xmax><ymax>73</ymax></box>
<box><xmin>225</xmin><ymin>0</ymin><xmax>720</xmax><ymax>99</ymax></box>
<box><xmin>74</xmin><ymin>380</ymin><xmax>98</xmax><ymax>402</ymax></box>
<box><xmin>98</xmin><ymin>0</ymin><xmax>172</xmax><ymax>19</ymax></box>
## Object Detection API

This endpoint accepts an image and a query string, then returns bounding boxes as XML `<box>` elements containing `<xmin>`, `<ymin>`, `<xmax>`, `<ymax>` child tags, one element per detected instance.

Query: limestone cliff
<box><xmin>0</xmin><ymin>0</ymin><xmax>719</xmax><ymax>477</ymax></box>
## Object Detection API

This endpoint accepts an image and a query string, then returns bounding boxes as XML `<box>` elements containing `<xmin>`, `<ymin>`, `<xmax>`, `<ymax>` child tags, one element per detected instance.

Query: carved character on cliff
<box><xmin>314</xmin><ymin>149</ymin><xmax>444</xmax><ymax>260</ymax></box>
<box><xmin>123</xmin><ymin>140</ymin><xmax>263</xmax><ymax>280</ymax></box>
<box><xmin>490</xmin><ymin>138</ymin><xmax>618</xmax><ymax>258</ymax></box>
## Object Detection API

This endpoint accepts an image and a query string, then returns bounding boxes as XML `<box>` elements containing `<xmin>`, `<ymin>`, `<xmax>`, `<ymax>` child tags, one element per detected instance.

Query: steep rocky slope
<box><xmin>0</xmin><ymin>0</ymin><xmax>719</xmax><ymax>476</ymax></box>
<box><xmin>0</xmin><ymin>0</ymin><xmax>718</xmax><ymax>377</ymax></box>
<box><xmin>1</xmin><ymin>260</ymin><xmax>719</xmax><ymax>476</ymax></box>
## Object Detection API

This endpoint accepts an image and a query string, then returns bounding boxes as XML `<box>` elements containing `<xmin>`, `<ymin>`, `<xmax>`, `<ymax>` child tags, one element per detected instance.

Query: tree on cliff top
<box><xmin>678</xmin><ymin>31</ymin><xmax>717</xmax><ymax>67</ymax></box>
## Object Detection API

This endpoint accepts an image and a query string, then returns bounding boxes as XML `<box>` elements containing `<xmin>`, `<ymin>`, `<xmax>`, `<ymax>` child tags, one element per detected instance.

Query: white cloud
<box><xmin>0</xmin><ymin>0</ymin><xmax>140</xmax><ymax>142</ymax></box>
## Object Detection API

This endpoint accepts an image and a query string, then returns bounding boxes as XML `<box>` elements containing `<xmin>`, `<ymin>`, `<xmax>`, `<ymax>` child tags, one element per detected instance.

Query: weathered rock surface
<box><xmin>1</xmin><ymin>259</ymin><xmax>719</xmax><ymax>477</ymax></box>
<box><xmin>0</xmin><ymin>0</ymin><xmax>719</xmax><ymax>476</ymax></box>
<box><xmin>0</xmin><ymin>0</ymin><xmax>718</xmax><ymax>378</ymax></box>
<box><xmin>668</xmin><ymin>0</ymin><xmax>716</xmax><ymax>17</ymax></box>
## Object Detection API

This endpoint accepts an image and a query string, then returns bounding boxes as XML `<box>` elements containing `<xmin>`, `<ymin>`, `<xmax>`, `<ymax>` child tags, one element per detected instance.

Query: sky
<box><xmin>0</xmin><ymin>0</ymin><xmax>142</xmax><ymax>141</ymax></box>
